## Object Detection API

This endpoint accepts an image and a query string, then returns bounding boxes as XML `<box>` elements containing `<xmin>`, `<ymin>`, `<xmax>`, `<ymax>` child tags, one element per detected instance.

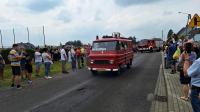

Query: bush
<box><xmin>1</xmin><ymin>49</ymin><xmax>11</xmax><ymax>64</ymax></box>
<box><xmin>26</xmin><ymin>49</ymin><xmax>35</xmax><ymax>59</ymax></box>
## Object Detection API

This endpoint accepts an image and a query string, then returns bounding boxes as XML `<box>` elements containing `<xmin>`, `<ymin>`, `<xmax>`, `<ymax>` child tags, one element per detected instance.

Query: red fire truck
<box><xmin>137</xmin><ymin>39</ymin><xmax>163</xmax><ymax>53</ymax></box>
<box><xmin>88</xmin><ymin>32</ymin><xmax>134</xmax><ymax>75</ymax></box>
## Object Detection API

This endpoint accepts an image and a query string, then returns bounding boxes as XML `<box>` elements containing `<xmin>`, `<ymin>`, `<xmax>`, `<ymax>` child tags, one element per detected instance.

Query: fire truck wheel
<box><xmin>150</xmin><ymin>48</ymin><xmax>153</xmax><ymax>52</ymax></box>
<box><xmin>91</xmin><ymin>70</ymin><xmax>98</xmax><ymax>76</ymax></box>
<box><xmin>114</xmin><ymin>65</ymin><xmax>122</xmax><ymax>75</ymax></box>
<box><xmin>127</xmin><ymin>59</ymin><xmax>132</xmax><ymax>69</ymax></box>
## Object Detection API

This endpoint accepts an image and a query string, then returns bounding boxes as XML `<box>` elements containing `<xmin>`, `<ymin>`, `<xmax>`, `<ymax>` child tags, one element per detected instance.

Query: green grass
<box><xmin>0</xmin><ymin>61</ymin><xmax>72</xmax><ymax>89</ymax></box>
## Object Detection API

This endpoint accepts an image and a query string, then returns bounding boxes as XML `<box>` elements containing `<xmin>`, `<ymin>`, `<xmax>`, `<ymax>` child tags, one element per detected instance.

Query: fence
<box><xmin>0</xmin><ymin>26</ymin><xmax>47</xmax><ymax>48</ymax></box>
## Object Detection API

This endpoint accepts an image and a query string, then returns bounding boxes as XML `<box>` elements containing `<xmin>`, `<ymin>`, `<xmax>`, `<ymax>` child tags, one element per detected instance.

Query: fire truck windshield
<box><xmin>138</xmin><ymin>40</ymin><xmax>148</xmax><ymax>46</ymax></box>
<box><xmin>92</xmin><ymin>41</ymin><xmax>117</xmax><ymax>51</ymax></box>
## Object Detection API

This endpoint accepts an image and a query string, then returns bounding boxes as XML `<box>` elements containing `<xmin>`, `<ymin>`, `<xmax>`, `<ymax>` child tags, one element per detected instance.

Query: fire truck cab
<box><xmin>88</xmin><ymin>33</ymin><xmax>134</xmax><ymax>75</ymax></box>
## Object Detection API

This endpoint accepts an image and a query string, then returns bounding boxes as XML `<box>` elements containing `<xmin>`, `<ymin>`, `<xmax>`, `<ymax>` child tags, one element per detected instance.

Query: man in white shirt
<box><xmin>60</xmin><ymin>46</ymin><xmax>68</xmax><ymax>74</ymax></box>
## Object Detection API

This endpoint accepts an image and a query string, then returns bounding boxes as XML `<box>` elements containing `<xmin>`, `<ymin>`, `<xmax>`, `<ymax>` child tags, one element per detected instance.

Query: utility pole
<box><xmin>0</xmin><ymin>29</ymin><xmax>3</xmax><ymax>49</ymax></box>
<box><xmin>27</xmin><ymin>27</ymin><xmax>30</xmax><ymax>43</ymax></box>
<box><xmin>42</xmin><ymin>26</ymin><xmax>46</xmax><ymax>47</ymax></box>
<box><xmin>13</xmin><ymin>28</ymin><xmax>16</xmax><ymax>44</ymax></box>
<box><xmin>186</xmin><ymin>14</ymin><xmax>191</xmax><ymax>38</ymax></box>
<box><xmin>162</xmin><ymin>30</ymin><xmax>164</xmax><ymax>41</ymax></box>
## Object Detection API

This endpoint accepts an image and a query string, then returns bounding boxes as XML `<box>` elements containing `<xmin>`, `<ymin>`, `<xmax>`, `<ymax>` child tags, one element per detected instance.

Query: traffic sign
<box><xmin>188</xmin><ymin>14</ymin><xmax>200</xmax><ymax>28</ymax></box>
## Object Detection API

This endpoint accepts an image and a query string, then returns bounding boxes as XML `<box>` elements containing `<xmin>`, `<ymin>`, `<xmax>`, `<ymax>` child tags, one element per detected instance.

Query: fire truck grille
<box><xmin>94</xmin><ymin>60</ymin><xmax>110</xmax><ymax>65</ymax></box>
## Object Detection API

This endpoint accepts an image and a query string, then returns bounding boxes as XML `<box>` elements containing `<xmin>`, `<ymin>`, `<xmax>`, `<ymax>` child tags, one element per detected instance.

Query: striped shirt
<box><xmin>8</xmin><ymin>49</ymin><xmax>21</xmax><ymax>66</ymax></box>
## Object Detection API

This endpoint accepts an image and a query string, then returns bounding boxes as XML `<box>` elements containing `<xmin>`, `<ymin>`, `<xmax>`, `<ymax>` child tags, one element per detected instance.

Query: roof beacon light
<box><xmin>96</xmin><ymin>35</ymin><xmax>99</xmax><ymax>40</ymax></box>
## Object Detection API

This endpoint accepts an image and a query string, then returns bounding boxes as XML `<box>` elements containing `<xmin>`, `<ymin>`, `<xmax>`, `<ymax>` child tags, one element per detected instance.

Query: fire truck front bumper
<box><xmin>138</xmin><ymin>48</ymin><xmax>149</xmax><ymax>51</ymax></box>
<box><xmin>88</xmin><ymin>67</ymin><xmax>119</xmax><ymax>72</ymax></box>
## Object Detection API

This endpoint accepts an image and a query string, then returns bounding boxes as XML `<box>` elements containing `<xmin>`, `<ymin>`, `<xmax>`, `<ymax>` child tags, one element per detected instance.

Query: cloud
<box><xmin>57</xmin><ymin>10</ymin><xmax>72</xmax><ymax>23</ymax></box>
<box><xmin>163</xmin><ymin>11</ymin><xmax>173</xmax><ymax>15</ymax></box>
<box><xmin>115</xmin><ymin>0</ymin><xmax>162</xmax><ymax>7</ymax></box>
<box><xmin>94</xmin><ymin>10</ymin><xmax>103</xmax><ymax>21</ymax></box>
<box><xmin>26</xmin><ymin>0</ymin><xmax>63</xmax><ymax>12</ymax></box>
<box><xmin>0</xmin><ymin>17</ymin><xmax>8</xmax><ymax>23</ymax></box>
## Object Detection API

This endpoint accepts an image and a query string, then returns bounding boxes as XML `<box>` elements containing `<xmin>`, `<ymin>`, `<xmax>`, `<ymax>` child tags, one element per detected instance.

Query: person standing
<box><xmin>42</xmin><ymin>48</ymin><xmax>52</xmax><ymax>79</ymax></box>
<box><xmin>164</xmin><ymin>45</ymin><xmax>168</xmax><ymax>69</ymax></box>
<box><xmin>80</xmin><ymin>47</ymin><xmax>85</xmax><ymax>68</ymax></box>
<box><xmin>167</xmin><ymin>41</ymin><xmax>177</xmax><ymax>74</ymax></box>
<box><xmin>69</xmin><ymin>47</ymin><xmax>77</xmax><ymax>72</ymax></box>
<box><xmin>76</xmin><ymin>47</ymin><xmax>81</xmax><ymax>69</ymax></box>
<box><xmin>0</xmin><ymin>54</ymin><xmax>5</xmax><ymax>80</ymax></box>
<box><xmin>187</xmin><ymin>58</ymin><xmax>200</xmax><ymax>112</ymax></box>
<box><xmin>8</xmin><ymin>44</ymin><xmax>22</xmax><ymax>89</ymax></box>
<box><xmin>34</xmin><ymin>47</ymin><xmax>42</xmax><ymax>77</ymax></box>
<box><xmin>19</xmin><ymin>47</ymin><xmax>27</xmax><ymax>80</ymax></box>
<box><xmin>60</xmin><ymin>46</ymin><xmax>68</xmax><ymax>74</ymax></box>
<box><xmin>25</xmin><ymin>52</ymin><xmax>33</xmax><ymax>84</ymax></box>
<box><xmin>179</xmin><ymin>42</ymin><xmax>197</xmax><ymax>101</ymax></box>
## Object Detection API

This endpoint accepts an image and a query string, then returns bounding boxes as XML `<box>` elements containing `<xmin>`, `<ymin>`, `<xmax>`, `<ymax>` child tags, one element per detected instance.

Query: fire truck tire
<box><xmin>150</xmin><ymin>48</ymin><xmax>153</xmax><ymax>52</ymax></box>
<box><xmin>114</xmin><ymin>65</ymin><xmax>122</xmax><ymax>75</ymax></box>
<box><xmin>157</xmin><ymin>48</ymin><xmax>161</xmax><ymax>52</ymax></box>
<box><xmin>91</xmin><ymin>70</ymin><xmax>98</xmax><ymax>76</ymax></box>
<box><xmin>127</xmin><ymin>60</ymin><xmax>132</xmax><ymax>69</ymax></box>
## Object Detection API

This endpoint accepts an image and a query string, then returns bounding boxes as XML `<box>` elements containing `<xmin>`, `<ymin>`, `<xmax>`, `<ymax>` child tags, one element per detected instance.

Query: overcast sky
<box><xmin>0</xmin><ymin>0</ymin><xmax>199</xmax><ymax>46</ymax></box>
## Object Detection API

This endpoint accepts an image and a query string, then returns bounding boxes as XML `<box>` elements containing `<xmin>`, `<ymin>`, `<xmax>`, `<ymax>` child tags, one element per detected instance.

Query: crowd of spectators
<box><xmin>0</xmin><ymin>44</ymin><xmax>88</xmax><ymax>89</ymax></box>
<box><xmin>164</xmin><ymin>39</ymin><xmax>200</xmax><ymax>112</ymax></box>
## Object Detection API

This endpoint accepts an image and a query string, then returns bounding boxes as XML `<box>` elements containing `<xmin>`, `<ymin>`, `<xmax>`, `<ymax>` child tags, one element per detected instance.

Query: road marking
<box><xmin>25</xmin><ymin>78</ymin><xmax>94</xmax><ymax>112</ymax></box>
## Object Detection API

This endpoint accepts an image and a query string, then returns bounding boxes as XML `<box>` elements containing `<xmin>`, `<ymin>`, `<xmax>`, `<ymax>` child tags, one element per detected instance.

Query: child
<box><xmin>25</xmin><ymin>53</ymin><xmax>33</xmax><ymax>84</ymax></box>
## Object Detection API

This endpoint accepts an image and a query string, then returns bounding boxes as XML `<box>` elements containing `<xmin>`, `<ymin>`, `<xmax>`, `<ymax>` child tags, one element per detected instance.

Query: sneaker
<box><xmin>170</xmin><ymin>70</ymin><xmax>175</xmax><ymax>74</ymax></box>
<box><xmin>28</xmin><ymin>80</ymin><xmax>32</xmax><ymax>84</ymax></box>
<box><xmin>11</xmin><ymin>83</ymin><xmax>15</xmax><ymax>88</ymax></box>
<box><xmin>48</xmin><ymin>76</ymin><xmax>52</xmax><ymax>79</ymax></box>
<box><xmin>16</xmin><ymin>85</ymin><xmax>22</xmax><ymax>89</ymax></box>
<box><xmin>44</xmin><ymin>76</ymin><xmax>49</xmax><ymax>79</ymax></box>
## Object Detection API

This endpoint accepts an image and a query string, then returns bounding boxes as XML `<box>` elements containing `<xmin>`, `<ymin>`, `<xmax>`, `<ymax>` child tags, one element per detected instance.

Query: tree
<box><xmin>173</xmin><ymin>34</ymin><xmax>179</xmax><ymax>41</ymax></box>
<box><xmin>65</xmin><ymin>40</ymin><xmax>83</xmax><ymax>47</ymax></box>
<box><xmin>167</xmin><ymin>29</ymin><xmax>174</xmax><ymax>40</ymax></box>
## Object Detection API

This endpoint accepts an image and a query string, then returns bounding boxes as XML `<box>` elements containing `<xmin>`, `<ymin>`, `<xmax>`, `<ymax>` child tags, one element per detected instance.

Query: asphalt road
<box><xmin>0</xmin><ymin>52</ymin><xmax>161</xmax><ymax>112</ymax></box>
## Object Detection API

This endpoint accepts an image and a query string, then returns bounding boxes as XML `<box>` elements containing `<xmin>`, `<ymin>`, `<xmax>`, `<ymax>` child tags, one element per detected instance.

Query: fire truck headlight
<box><xmin>90</xmin><ymin>60</ymin><xmax>94</xmax><ymax>64</ymax></box>
<box><xmin>109</xmin><ymin>60</ymin><xmax>114</xmax><ymax>64</ymax></box>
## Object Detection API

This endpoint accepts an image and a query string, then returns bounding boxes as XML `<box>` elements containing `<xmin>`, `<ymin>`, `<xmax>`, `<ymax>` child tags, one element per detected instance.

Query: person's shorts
<box><xmin>172</xmin><ymin>59</ymin><xmax>177</xmax><ymax>65</ymax></box>
<box><xmin>167</xmin><ymin>59</ymin><xmax>176</xmax><ymax>66</ymax></box>
<box><xmin>20</xmin><ymin>64</ymin><xmax>26</xmax><ymax>71</ymax></box>
<box><xmin>35</xmin><ymin>62</ymin><xmax>42</xmax><ymax>70</ymax></box>
<box><xmin>11</xmin><ymin>66</ymin><xmax>21</xmax><ymax>76</ymax></box>
<box><xmin>25</xmin><ymin>64</ymin><xmax>33</xmax><ymax>73</ymax></box>
<box><xmin>179</xmin><ymin>70</ymin><xmax>191</xmax><ymax>84</ymax></box>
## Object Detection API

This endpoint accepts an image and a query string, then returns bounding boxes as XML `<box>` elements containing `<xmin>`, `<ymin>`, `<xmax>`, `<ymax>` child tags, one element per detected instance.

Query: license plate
<box><xmin>97</xmin><ymin>68</ymin><xmax>106</xmax><ymax>71</ymax></box>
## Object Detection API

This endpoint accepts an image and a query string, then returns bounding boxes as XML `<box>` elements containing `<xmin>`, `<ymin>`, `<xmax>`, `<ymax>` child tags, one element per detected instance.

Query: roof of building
<box><xmin>177</xmin><ymin>27</ymin><xmax>192</xmax><ymax>37</ymax></box>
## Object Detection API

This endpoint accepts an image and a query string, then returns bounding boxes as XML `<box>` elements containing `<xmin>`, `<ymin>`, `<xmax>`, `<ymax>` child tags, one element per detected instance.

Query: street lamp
<box><xmin>178</xmin><ymin>12</ymin><xmax>192</xmax><ymax>38</ymax></box>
